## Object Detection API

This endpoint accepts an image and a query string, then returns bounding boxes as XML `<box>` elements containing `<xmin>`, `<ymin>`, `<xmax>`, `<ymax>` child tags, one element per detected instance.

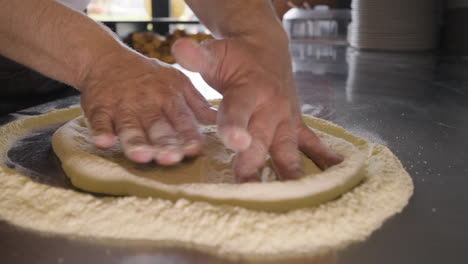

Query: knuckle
<box><xmin>148</xmin><ymin>120</ymin><xmax>173</xmax><ymax>139</ymax></box>
<box><xmin>172</xmin><ymin>107</ymin><xmax>194</xmax><ymax>121</ymax></box>
<box><xmin>249</xmin><ymin>129</ymin><xmax>270</xmax><ymax>146</ymax></box>
<box><xmin>115</xmin><ymin>119</ymin><xmax>140</xmax><ymax>133</ymax></box>
<box><xmin>275</xmin><ymin>134</ymin><xmax>298</xmax><ymax>146</ymax></box>
<box><xmin>115</xmin><ymin>102</ymin><xmax>136</xmax><ymax>114</ymax></box>
<box><xmin>154</xmin><ymin>135</ymin><xmax>179</xmax><ymax>147</ymax></box>
<box><xmin>87</xmin><ymin>107</ymin><xmax>113</xmax><ymax>130</ymax></box>
<box><xmin>141</xmin><ymin>112</ymin><xmax>163</xmax><ymax>129</ymax></box>
<box><xmin>90</xmin><ymin>119</ymin><xmax>110</xmax><ymax>132</ymax></box>
<box><xmin>177</xmin><ymin>129</ymin><xmax>200</xmax><ymax>141</ymax></box>
<box><xmin>114</xmin><ymin>106</ymin><xmax>140</xmax><ymax>130</ymax></box>
<box><xmin>170</xmin><ymin>112</ymin><xmax>197</xmax><ymax>134</ymax></box>
<box><xmin>193</xmin><ymin>103</ymin><xmax>215</xmax><ymax>117</ymax></box>
<box><xmin>87</xmin><ymin>105</ymin><xmax>112</xmax><ymax>119</ymax></box>
<box><xmin>300</xmin><ymin>130</ymin><xmax>320</xmax><ymax>146</ymax></box>
<box><xmin>89</xmin><ymin>113</ymin><xmax>109</xmax><ymax>126</ymax></box>
<box><xmin>275</xmin><ymin>152</ymin><xmax>300</xmax><ymax>167</ymax></box>
<box><xmin>119</xmin><ymin>128</ymin><xmax>146</xmax><ymax>144</ymax></box>
<box><xmin>235</xmin><ymin>161</ymin><xmax>258</xmax><ymax>178</ymax></box>
<box><xmin>249</xmin><ymin>139</ymin><xmax>268</xmax><ymax>155</ymax></box>
<box><xmin>125</xmin><ymin>135</ymin><xmax>147</xmax><ymax>146</ymax></box>
<box><xmin>249</xmin><ymin>128</ymin><xmax>267</xmax><ymax>139</ymax></box>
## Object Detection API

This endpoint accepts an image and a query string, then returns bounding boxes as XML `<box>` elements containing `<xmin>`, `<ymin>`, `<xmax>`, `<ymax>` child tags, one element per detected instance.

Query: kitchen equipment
<box><xmin>283</xmin><ymin>6</ymin><xmax>351</xmax><ymax>43</ymax></box>
<box><xmin>349</xmin><ymin>0</ymin><xmax>438</xmax><ymax>51</ymax></box>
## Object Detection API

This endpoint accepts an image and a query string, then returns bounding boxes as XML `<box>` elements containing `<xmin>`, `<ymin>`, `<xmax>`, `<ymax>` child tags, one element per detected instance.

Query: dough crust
<box><xmin>52</xmin><ymin>115</ymin><xmax>369</xmax><ymax>211</ymax></box>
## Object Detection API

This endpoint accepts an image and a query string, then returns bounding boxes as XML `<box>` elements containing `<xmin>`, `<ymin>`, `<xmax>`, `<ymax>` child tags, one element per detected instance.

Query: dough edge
<box><xmin>52</xmin><ymin>115</ymin><xmax>369</xmax><ymax>212</ymax></box>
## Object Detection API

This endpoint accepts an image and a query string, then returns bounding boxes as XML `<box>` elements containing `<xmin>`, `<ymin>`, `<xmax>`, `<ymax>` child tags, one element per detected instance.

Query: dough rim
<box><xmin>51</xmin><ymin>115</ymin><xmax>370</xmax><ymax>211</ymax></box>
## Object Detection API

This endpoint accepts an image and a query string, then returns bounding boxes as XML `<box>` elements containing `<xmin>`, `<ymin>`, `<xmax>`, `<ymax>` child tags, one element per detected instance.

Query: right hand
<box><xmin>79</xmin><ymin>50</ymin><xmax>216</xmax><ymax>165</ymax></box>
<box><xmin>172</xmin><ymin>32</ymin><xmax>343</xmax><ymax>182</ymax></box>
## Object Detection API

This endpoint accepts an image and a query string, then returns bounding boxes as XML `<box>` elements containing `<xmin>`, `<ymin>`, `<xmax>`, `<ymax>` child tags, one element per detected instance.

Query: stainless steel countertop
<box><xmin>1</xmin><ymin>42</ymin><xmax>467</xmax><ymax>263</ymax></box>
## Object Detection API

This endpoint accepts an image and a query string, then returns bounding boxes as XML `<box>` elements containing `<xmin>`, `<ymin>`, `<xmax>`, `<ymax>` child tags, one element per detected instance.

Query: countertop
<box><xmin>1</xmin><ymin>41</ymin><xmax>467</xmax><ymax>263</ymax></box>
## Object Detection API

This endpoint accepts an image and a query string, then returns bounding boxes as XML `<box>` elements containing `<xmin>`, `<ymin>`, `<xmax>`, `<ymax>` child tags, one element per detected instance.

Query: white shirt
<box><xmin>57</xmin><ymin>0</ymin><xmax>91</xmax><ymax>11</ymax></box>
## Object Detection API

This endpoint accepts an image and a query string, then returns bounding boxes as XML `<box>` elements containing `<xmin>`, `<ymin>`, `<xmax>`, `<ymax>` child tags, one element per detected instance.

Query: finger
<box><xmin>147</xmin><ymin>119</ymin><xmax>184</xmax><ymax>166</ymax></box>
<box><xmin>138</xmin><ymin>107</ymin><xmax>184</xmax><ymax>166</ymax></box>
<box><xmin>233</xmin><ymin>139</ymin><xmax>268</xmax><ymax>183</ymax></box>
<box><xmin>164</xmin><ymin>98</ymin><xmax>204</xmax><ymax>157</ymax></box>
<box><xmin>233</xmin><ymin>108</ymin><xmax>278</xmax><ymax>182</ymax></box>
<box><xmin>298</xmin><ymin>124</ymin><xmax>344</xmax><ymax>170</ymax></box>
<box><xmin>173</xmin><ymin>38</ymin><xmax>252</xmax><ymax>151</ymax></box>
<box><xmin>114</xmin><ymin>106</ymin><xmax>153</xmax><ymax>163</ymax></box>
<box><xmin>171</xmin><ymin>38</ymin><xmax>218</xmax><ymax>75</ymax></box>
<box><xmin>270</xmin><ymin>121</ymin><xmax>303</xmax><ymax>180</ymax></box>
<box><xmin>217</xmin><ymin>89</ymin><xmax>257</xmax><ymax>152</ymax></box>
<box><xmin>85</xmin><ymin>106</ymin><xmax>115</xmax><ymax>149</ymax></box>
<box><xmin>182</xmin><ymin>78</ymin><xmax>217</xmax><ymax>125</ymax></box>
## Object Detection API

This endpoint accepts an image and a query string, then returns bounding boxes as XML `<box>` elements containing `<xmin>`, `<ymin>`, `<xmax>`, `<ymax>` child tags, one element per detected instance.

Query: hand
<box><xmin>172</xmin><ymin>30</ymin><xmax>343</xmax><ymax>182</ymax></box>
<box><xmin>79</xmin><ymin>50</ymin><xmax>216</xmax><ymax>165</ymax></box>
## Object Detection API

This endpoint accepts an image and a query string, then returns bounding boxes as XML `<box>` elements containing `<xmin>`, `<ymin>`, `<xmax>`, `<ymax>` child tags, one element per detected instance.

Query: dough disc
<box><xmin>52</xmin><ymin>115</ymin><xmax>369</xmax><ymax>211</ymax></box>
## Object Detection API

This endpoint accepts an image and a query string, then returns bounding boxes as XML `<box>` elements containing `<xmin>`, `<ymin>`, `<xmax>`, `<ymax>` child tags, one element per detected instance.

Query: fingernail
<box><xmin>93</xmin><ymin>135</ymin><xmax>114</xmax><ymax>149</ymax></box>
<box><xmin>183</xmin><ymin>140</ymin><xmax>201</xmax><ymax>153</ymax></box>
<box><xmin>221</xmin><ymin>128</ymin><xmax>251</xmax><ymax>152</ymax></box>
<box><xmin>156</xmin><ymin>147</ymin><xmax>184</xmax><ymax>165</ymax></box>
<box><xmin>127</xmin><ymin>146</ymin><xmax>153</xmax><ymax>163</ymax></box>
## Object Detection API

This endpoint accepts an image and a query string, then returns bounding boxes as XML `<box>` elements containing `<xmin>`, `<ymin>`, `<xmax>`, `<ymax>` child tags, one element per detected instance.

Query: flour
<box><xmin>0</xmin><ymin>107</ymin><xmax>413</xmax><ymax>258</ymax></box>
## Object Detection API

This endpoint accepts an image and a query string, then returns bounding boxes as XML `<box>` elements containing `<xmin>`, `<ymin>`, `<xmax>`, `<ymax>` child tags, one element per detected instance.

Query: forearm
<box><xmin>0</xmin><ymin>0</ymin><xmax>130</xmax><ymax>88</ymax></box>
<box><xmin>185</xmin><ymin>0</ymin><xmax>286</xmax><ymax>40</ymax></box>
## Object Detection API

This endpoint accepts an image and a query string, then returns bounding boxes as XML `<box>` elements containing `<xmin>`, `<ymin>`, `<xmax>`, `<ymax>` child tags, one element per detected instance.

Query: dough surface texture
<box><xmin>0</xmin><ymin>107</ymin><xmax>414</xmax><ymax>257</ymax></box>
<box><xmin>51</xmin><ymin>115</ymin><xmax>367</xmax><ymax>211</ymax></box>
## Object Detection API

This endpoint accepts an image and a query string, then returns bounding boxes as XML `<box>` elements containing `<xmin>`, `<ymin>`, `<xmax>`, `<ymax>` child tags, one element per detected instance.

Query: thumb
<box><xmin>171</xmin><ymin>38</ymin><xmax>218</xmax><ymax>74</ymax></box>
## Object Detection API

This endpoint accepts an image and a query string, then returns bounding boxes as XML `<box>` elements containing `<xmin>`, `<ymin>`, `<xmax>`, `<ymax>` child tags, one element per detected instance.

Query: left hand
<box><xmin>79</xmin><ymin>51</ymin><xmax>216</xmax><ymax>166</ymax></box>
<box><xmin>172</xmin><ymin>30</ymin><xmax>343</xmax><ymax>182</ymax></box>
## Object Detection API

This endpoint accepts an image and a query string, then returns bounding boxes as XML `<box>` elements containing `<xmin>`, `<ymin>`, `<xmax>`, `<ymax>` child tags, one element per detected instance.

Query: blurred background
<box><xmin>2</xmin><ymin>0</ymin><xmax>467</xmax><ymax>113</ymax></box>
<box><xmin>84</xmin><ymin>0</ymin><xmax>466</xmax><ymax>54</ymax></box>
<box><xmin>4</xmin><ymin>0</ymin><xmax>468</xmax><ymax>113</ymax></box>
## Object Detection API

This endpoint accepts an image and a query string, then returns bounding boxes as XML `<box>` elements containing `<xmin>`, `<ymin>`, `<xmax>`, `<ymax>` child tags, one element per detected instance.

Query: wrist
<box><xmin>234</xmin><ymin>23</ymin><xmax>290</xmax><ymax>58</ymax></box>
<box><xmin>208</xmin><ymin>0</ymin><xmax>286</xmax><ymax>40</ymax></box>
<box><xmin>66</xmin><ymin>15</ymin><xmax>135</xmax><ymax>89</ymax></box>
<box><xmin>77</xmin><ymin>45</ymin><xmax>142</xmax><ymax>91</ymax></box>
<box><xmin>240</xmin><ymin>24</ymin><xmax>289</xmax><ymax>45</ymax></box>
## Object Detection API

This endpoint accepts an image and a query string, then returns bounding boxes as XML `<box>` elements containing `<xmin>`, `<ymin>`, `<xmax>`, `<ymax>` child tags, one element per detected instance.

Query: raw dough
<box><xmin>0</xmin><ymin>107</ymin><xmax>414</xmax><ymax>258</ymax></box>
<box><xmin>51</xmin><ymin>116</ymin><xmax>368</xmax><ymax>211</ymax></box>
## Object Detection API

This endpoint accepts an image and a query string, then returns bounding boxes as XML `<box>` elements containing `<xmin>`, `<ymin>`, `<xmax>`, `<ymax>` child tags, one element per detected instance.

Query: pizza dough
<box><xmin>51</xmin><ymin>115</ymin><xmax>368</xmax><ymax>211</ymax></box>
<box><xmin>0</xmin><ymin>107</ymin><xmax>414</xmax><ymax>258</ymax></box>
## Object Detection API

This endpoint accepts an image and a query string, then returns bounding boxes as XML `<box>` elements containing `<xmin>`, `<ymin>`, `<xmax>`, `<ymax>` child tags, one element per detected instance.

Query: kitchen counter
<box><xmin>1</xmin><ymin>41</ymin><xmax>467</xmax><ymax>263</ymax></box>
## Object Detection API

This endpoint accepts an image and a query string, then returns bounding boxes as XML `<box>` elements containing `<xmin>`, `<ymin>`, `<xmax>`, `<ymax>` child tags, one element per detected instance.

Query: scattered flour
<box><xmin>0</xmin><ymin>107</ymin><xmax>413</xmax><ymax>258</ymax></box>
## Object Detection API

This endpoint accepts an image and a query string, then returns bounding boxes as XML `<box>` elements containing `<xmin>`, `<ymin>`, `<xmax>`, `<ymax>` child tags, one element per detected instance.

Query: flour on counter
<box><xmin>0</xmin><ymin>107</ymin><xmax>413</xmax><ymax>258</ymax></box>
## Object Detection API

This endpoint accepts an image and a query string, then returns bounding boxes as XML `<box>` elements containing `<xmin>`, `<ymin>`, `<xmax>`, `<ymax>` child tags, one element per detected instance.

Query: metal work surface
<box><xmin>1</xmin><ymin>42</ymin><xmax>467</xmax><ymax>263</ymax></box>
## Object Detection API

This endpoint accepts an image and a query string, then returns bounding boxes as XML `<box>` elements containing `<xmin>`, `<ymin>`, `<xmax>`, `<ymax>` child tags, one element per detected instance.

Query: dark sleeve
<box><xmin>0</xmin><ymin>56</ymin><xmax>70</xmax><ymax>98</ymax></box>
